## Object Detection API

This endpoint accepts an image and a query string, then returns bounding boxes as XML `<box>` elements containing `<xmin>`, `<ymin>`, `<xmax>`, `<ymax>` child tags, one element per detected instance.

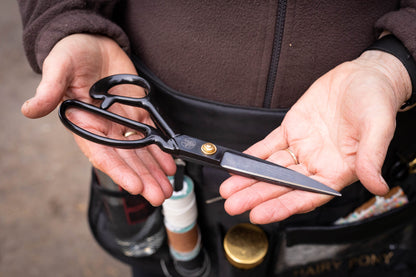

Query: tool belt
<box><xmin>86</xmin><ymin>58</ymin><xmax>416</xmax><ymax>276</ymax></box>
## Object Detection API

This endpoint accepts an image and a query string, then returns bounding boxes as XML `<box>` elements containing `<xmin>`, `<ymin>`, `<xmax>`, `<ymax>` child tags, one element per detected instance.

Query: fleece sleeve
<box><xmin>17</xmin><ymin>0</ymin><xmax>130</xmax><ymax>73</ymax></box>
<box><xmin>375</xmin><ymin>0</ymin><xmax>416</xmax><ymax>60</ymax></box>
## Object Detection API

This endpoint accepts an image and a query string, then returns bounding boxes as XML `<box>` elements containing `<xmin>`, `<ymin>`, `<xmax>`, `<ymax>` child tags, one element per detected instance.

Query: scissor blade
<box><xmin>220</xmin><ymin>151</ymin><xmax>341</xmax><ymax>197</ymax></box>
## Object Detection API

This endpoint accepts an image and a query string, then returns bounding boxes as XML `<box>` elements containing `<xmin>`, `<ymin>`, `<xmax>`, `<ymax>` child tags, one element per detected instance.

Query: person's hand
<box><xmin>22</xmin><ymin>34</ymin><xmax>176</xmax><ymax>205</ymax></box>
<box><xmin>220</xmin><ymin>50</ymin><xmax>412</xmax><ymax>224</ymax></box>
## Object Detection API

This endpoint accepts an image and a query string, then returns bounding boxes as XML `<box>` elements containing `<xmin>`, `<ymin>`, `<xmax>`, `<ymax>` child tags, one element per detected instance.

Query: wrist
<box><xmin>359</xmin><ymin>48</ymin><xmax>412</xmax><ymax>111</ymax></box>
<box><xmin>364</xmin><ymin>35</ymin><xmax>416</xmax><ymax>110</ymax></box>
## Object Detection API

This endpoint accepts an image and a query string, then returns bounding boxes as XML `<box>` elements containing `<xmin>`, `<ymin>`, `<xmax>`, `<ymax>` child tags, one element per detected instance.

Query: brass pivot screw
<box><xmin>201</xmin><ymin>143</ymin><xmax>217</xmax><ymax>155</ymax></box>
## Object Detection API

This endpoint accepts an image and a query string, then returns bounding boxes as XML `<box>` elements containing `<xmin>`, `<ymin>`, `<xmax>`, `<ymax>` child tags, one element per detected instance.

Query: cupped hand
<box><xmin>220</xmin><ymin>50</ymin><xmax>412</xmax><ymax>224</ymax></box>
<box><xmin>22</xmin><ymin>34</ymin><xmax>176</xmax><ymax>205</ymax></box>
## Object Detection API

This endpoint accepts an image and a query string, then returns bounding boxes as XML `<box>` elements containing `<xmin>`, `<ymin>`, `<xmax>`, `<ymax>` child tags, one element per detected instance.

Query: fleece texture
<box><xmin>18</xmin><ymin>0</ymin><xmax>416</xmax><ymax>108</ymax></box>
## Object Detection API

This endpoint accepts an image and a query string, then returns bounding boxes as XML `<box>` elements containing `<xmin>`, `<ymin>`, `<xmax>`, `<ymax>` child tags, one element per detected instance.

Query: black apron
<box><xmin>87</xmin><ymin>58</ymin><xmax>416</xmax><ymax>277</ymax></box>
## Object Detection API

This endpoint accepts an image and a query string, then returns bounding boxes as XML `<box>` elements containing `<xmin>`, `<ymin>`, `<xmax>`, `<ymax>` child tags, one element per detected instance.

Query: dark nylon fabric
<box><xmin>86</xmin><ymin>60</ymin><xmax>416</xmax><ymax>277</ymax></box>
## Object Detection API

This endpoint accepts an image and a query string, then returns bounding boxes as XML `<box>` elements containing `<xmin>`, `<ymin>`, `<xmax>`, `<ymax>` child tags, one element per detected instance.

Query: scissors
<box><xmin>59</xmin><ymin>74</ymin><xmax>341</xmax><ymax>197</ymax></box>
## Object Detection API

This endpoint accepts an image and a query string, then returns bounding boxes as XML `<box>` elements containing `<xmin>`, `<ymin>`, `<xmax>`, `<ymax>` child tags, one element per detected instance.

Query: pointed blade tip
<box><xmin>328</xmin><ymin>190</ymin><xmax>342</xmax><ymax>197</ymax></box>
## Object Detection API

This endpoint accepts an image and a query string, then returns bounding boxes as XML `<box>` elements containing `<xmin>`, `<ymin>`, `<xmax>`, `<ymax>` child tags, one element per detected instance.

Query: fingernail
<box><xmin>380</xmin><ymin>175</ymin><xmax>390</xmax><ymax>192</ymax></box>
<box><xmin>21</xmin><ymin>99</ymin><xmax>31</xmax><ymax>113</ymax></box>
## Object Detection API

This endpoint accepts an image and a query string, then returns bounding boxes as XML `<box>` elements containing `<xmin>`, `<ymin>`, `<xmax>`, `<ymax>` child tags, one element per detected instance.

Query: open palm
<box><xmin>220</xmin><ymin>51</ymin><xmax>411</xmax><ymax>224</ymax></box>
<box><xmin>22</xmin><ymin>34</ymin><xmax>176</xmax><ymax>205</ymax></box>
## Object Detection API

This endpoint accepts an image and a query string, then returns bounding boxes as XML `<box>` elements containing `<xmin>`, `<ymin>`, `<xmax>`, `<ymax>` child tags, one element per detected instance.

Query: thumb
<box><xmin>355</xmin><ymin>119</ymin><xmax>395</xmax><ymax>196</ymax></box>
<box><xmin>21</xmin><ymin>56</ymin><xmax>71</xmax><ymax>118</ymax></box>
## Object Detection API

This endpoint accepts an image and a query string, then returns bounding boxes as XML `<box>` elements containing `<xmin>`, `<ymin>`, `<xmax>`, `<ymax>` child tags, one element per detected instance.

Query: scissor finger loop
<box><xmin>89</xmin><ymin>74</ymin><xmax>151</xmax><ymax>110</ymax></box>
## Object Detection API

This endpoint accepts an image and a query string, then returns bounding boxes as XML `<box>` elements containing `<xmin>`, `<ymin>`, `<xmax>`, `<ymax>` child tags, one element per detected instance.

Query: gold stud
<box><xmin>201</xmin><ymin>143</ymin><xmax>217</xmax><ymax>155</ymax></box>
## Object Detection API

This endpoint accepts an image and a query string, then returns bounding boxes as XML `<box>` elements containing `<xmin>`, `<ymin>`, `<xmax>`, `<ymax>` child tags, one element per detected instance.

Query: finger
<box><xmin>244</xmin><ymin>126</ymin><xmax>288</xmax><ymax>158</ymax></box>
<box><xmin>103</xmin><ymin>147</ymin><xmax>169</xmax><ymax>206</ymax></box>
<box><xmin>77</xmin><ymin>136</ymin><xmax>145</xmax><ymax>194</ymax></box>
<box><xmin>223</xmin><ymin>182</ymin><xmax>291</xmax><ymax>216</ymax></box>
<box><xmin>268</xmin><ymin>148</ymin><xmax>300</xmax><ymax>167</ymax></box>
<box><xmin>74</xmin><ymin>133</ymin><xmax>169</xmax><ymax>206</ymax></box>
<box><xmin>69</xmin><ymin>105</ymin><xmax>174</xmax><ymax>204</ymax></box>
<box><xmin>219</xmin><ymin>175</ymin><xmax>257</xmax><ymax>199</ymax></box>
<box><xmin>123</xmin><ymin>131</ymin><xmax>176</xmax><ymax>176</ymax></box>
<box><xmin>222</xmin><ymin>161</ymin><xmax>313</xmax><ymax>216</ymax></box>
<box><xmin>355</xmin><ymin>119</ymin><xmax>394</xmax><ymax>196</ymax></box>
<box><xmin>102</xmin><ymin>128</ymin><xmax>174</xmax><ymax>203</ymax></box>
<box><xmin>122</xmin><ymin>132</ymin><xmax>176</xmax><ymax>195</ymax></box>
<box><xmin>22</xmin><ymin>54</ymin><xmax>72</xmax><ymax>118</ymax></box>
<box><xmin>146</xmin><ymin>144</ymin><xmax>177</xmax><ymax>176</ymax></box>
<box><xmin>286</xmin><ymin>163</ymin><xmax>311</xmax><ymax>176</ymax></box>
<box><xmin>220</xmin><ymin>147</ymin><xmax>302</xmax><ymax>199</ymax></box>
<box><xmin>249</xmin><ymin>189</ymin><xmax>333</xmax><ymax>224</ymax></box>
<box><xmin>121</xmin><ymin>147</ymin><xmax>173</xmax><ymax>200</ymax></box>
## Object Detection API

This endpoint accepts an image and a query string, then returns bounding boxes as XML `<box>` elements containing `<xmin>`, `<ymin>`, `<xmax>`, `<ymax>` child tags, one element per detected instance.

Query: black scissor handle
<box><xmin>89</xmin><ymin>74</ymin><xmax>176</xmax><ymax>138</ymax></box>
<box><xmin>89</xmin><ymin>74</ymin><xmax>151</xmax><ymax>109</ymax></box>
<box><xmin>58</xmin><ymin>99</ymin><xmax>174</xmax><ymax>150</ymax></box>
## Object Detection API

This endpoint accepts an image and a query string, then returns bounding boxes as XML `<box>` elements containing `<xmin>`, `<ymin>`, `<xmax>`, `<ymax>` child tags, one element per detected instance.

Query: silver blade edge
<box><xmin>220</xmin><ymin>151</ymin><xmax>341</xmax><ymax>197</ymax></box>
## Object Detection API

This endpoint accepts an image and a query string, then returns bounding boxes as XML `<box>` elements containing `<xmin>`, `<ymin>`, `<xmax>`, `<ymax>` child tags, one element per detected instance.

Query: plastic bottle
<box><xmin>94</xmin><ymin>168</ymin><xmax>165</xmax><ymax>257</ymax></box>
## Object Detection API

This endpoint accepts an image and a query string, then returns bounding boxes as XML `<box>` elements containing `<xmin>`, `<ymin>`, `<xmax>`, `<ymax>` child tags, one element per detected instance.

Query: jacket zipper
<box><xmin>263</xmin><ymin>0</ymin><xmax>287</xmax><ymax>108</ymax></box>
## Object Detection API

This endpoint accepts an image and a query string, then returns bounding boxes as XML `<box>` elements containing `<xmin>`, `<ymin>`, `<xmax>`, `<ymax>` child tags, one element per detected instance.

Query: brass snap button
<box><xmin>223</xmin><ymin>223</ymin><xmax>268</xmax><ymax>270</ymax></box>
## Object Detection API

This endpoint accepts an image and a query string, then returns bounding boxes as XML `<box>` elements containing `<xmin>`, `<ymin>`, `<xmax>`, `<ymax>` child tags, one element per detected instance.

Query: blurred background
<box><xmin>0</xmin><ymin>1</ymin><xmax>130</xmax><ymax>276</ymax></box>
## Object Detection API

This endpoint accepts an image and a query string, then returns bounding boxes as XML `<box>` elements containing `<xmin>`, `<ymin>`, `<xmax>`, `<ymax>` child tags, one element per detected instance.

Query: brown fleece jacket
<box><xmin>18</xmin><ymin>0</ymin><xmax>416</xmax><ymax>109</ymax></box>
